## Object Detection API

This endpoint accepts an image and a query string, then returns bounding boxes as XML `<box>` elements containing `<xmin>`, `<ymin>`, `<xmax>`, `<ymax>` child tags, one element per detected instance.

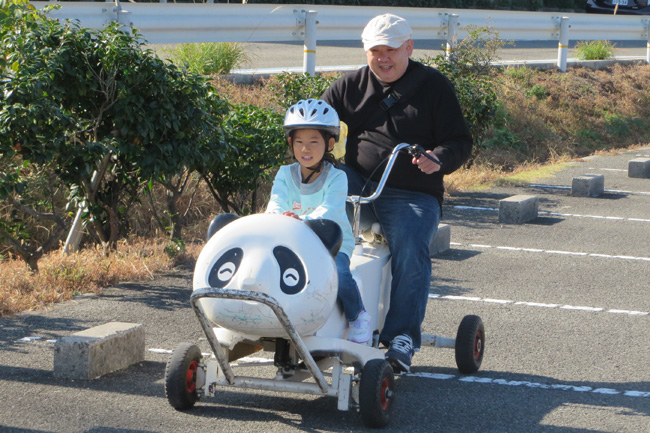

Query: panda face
<box><xmin>193</xmin><ymin>213</ymin><xmax>338</xmax><ymax>337</ymax></box>
<box><xmin>207</xmin><ymin>245</ymin><xmax>308</xmax><ymax>295</ymax></box>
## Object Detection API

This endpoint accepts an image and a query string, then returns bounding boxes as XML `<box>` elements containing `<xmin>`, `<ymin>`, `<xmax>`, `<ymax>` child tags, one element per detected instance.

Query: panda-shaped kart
<box><xmin>165</xmin><ymin>142</ymin><xmax>485</xmax><ymax>428</ymax></box>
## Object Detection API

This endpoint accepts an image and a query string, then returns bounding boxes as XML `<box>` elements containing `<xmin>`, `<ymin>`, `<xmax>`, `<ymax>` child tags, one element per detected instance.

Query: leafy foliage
<box><xmin>164</xmin><ymin>42</ymin><xmax>249</xmax><ymax>75</ymax></box>
<box><xmin>575</xmin><ymin>40</ymin><xmax>615</xmax><ymax>61</ymax></box>
<box><xmin>200</xmin><ymin>103</ymin><xmax>286</xmax><ymax>215</ymax></box>
<box><xmin>418</xmin><ymin>26</ymin><xmax>505</xmax><ymax>163</ymax></box>
<box><xmin>269</xmin><ymin>72</ymin><xmax>338</xmax><ymax>110</ymax></box>
<box><xmin>0</xmin><ymin>0</ymin><xmax>228</xmax><ymax>268</ymax></box>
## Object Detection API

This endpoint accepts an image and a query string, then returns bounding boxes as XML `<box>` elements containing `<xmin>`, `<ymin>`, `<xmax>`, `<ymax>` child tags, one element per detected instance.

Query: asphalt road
<box><xmin>1</xmin><ymin>147</ymin><xmax>649</xmax><ymax>432</ymax></box>
<box><xmin>230</xmin><ymin>39</ymin><xmax>648</xmax><ymax>71</ymax></box>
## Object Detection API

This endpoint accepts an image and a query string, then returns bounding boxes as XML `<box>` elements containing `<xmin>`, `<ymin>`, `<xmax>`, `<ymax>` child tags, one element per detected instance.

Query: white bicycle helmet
<box><xmin>284</xmin><ymin>99</ymin><xmax>340</xmax><ymax>141</ymax></box>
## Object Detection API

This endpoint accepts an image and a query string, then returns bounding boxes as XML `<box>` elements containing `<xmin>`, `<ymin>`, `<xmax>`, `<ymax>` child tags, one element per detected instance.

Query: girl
<box><xmin>266</xmin><ymin>99</ymin><xmax>371</xmax><ymax>344</ymax></box>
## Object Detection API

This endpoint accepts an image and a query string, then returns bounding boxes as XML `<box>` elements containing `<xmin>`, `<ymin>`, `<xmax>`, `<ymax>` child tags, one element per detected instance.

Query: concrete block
<box><xmin>572</xmin><ymin>174</ymin><xmax>604</xmax><ymax>197</ymax></box>
<box><xmin>54</xmin><ymin>322</ymin><xmax>145</xmax><ymax>380</ymax></box>
<box><xmin>499</xmin><ymin>195</ymin><xmax>539</xmax><ymax>224</ymax></box>
<box><xmin>429</xmin><ymin>223</ymin><xmax>450</xmax><ymax>256</ymax></box>
<box><xmin>628</xmin><ymin>158</ymin><xmax>650</xmax><ymax>179</ymax></box>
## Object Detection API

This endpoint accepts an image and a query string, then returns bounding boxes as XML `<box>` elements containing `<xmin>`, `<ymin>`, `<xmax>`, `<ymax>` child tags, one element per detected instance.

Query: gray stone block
<box><xmin>429</xmin><ymin>223</ymin><xmax>450</xmax><ymax>256</ymax></box>
<box><xmin>628</xmin><ymin>158</ymin><xmax>650</xmax><ymax>179</ymax></box>
<box><xmin>54</xmin><ymin>322</ymin><xmax>145</xmax><ymax>380</ymax></box>
<box><xmin>499</xmin><ymin>195</ymin><xmax>539</xmax><ymax>224</ymax></box>
<box><xmin>572</xmin><ymin>174</ymin><xmax>604</xmax><ymax>197</ymax></box>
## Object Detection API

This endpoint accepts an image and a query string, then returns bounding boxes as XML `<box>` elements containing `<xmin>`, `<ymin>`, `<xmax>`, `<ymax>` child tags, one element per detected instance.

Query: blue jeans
<box><xmin>341</xmin><ymin>164</ymin><xmax>441</xmax><ymax>349</ymax></box>
<box><xmin>336</xmin><ymin>252</ymin><xmax>365</xmax><ymax>322</ymax></box>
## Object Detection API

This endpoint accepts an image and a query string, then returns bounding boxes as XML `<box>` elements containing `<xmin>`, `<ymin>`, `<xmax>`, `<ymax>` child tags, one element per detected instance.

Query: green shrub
<box><xmin>200</xmin><ymin>103</ymin><xmax>286</xmax><ymax>215</ymax></box>
<box><xmin>0</xmin><ymin>0</ymin><xmax>228</xmax><ymax>267</ymax></box>
<box><xmin>269</xmin><ymin>72</ymin><xmax>338</xmax><ymax>110</ymax></box>
<box><xmin>575</xmin><ymin>40</ymin><xmax>615</xmax><ymax>61</ymax></box>
<box><xmin>527</xmin><ymin>84</ymin><xmax>548</xmax><ymax>100</ymax></box>
<box><xmin>164</xmin><ymin>42</ymin><xmax>249</xmax><ymax>75</ymax></box>
<box><xmin>419</xmin><ymin>25</ymin><xmax>506</xmax><ymax>164</ymax></box>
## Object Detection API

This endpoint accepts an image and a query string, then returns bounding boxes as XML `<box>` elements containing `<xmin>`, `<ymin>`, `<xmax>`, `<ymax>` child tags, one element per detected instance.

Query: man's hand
<box><xmin>413</xmin><ymin>150</ymin><xmax>441</xmax><ymax>174</ymax></box>
<box><xmin>282</xmin><ymin>211</ymin><xmax>301</xmax><ymax>220</ymax></box>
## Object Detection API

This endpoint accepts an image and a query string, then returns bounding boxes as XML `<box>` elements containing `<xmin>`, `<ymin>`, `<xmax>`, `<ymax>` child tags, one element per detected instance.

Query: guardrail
<box><xmin>33</xmin><ymin>1</ymin><xmax>650</xmax><ymax>73</ymax></box>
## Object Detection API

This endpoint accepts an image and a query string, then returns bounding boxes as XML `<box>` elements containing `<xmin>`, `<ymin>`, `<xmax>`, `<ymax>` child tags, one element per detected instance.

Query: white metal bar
<box><xmin>445</xmin><ymin>14</ymin><xmax>458</xmax><ymax>61</ymax></box>
<box><xmin>421</xmin><ymin>334</ymin><xmax>456</xmax><ymax>348</ymax></box>
<box><xmin>33</xmin><ymin>3</ymin><xmax>646</xmax><ymax>45</ymax></box>
<box><xmin>557</xmin><ymin>16</ymin><xmax>569</xmax><ymax>72</ymax></box>
<box><xmin>303</xmin><ymin>10</ymin><xmax>317</xmax><ymax>75</ymax></box>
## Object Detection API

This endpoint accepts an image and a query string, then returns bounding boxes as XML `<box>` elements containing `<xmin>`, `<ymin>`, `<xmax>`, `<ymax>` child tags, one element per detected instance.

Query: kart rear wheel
<box><xmin>455</xmin><ymin>315</ymin><xmax>485</xmax><ymax>374</ymax></box>
<box><xmin>359</xmin><ymin>359</ymin><xmax>395</xmax><ymax>428</ymax></box>
<box><xmin>165</xmin><ymin>343</ymin><xmax>202</xmax><ymax>410</ymax></box>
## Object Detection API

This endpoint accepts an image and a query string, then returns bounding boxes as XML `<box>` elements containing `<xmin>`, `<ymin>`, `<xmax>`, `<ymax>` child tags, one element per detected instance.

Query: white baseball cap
<box><xmin>361</xmin><ymin>13</ymin><xmax>413</xmax><ymax>51</ymax></box>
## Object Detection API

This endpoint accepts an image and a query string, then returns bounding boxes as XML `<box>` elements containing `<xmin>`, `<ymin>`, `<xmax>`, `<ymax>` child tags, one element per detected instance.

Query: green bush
<box><xmin>269</xmin><ymin>72</ymin><xmax>338</xmax><ymax>110</ymax></box>
<box><xmin>164</xmin><ymin>42</ymin><xmax>249</xmax><ymax>75</ymax></box>
<box><xmin>0</xmin><ymin>0</ymin><xmax>228</xmax><ymax>267</ymax></box>
<box><xmin>200</xmin><ymin>103</ymin><xmax>286</xmax><ymax>215</ymax></box>
<box><xmin>419</xmin><ymin>25</ymin><xmax>505</xmax><ymax>164</ymax></box>
<box><xmin>575</xmin><ymin>40</ymin><xmax>616</xmax><ymax>61</ymax></box>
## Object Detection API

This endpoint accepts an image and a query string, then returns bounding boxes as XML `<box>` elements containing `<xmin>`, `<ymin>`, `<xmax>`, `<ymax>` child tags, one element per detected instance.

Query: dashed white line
<box><xmin>428</xmin><ymin>293</ymin><xmax>649</xmax><ymax>317</ymax></box>
<box><xmin>449</xmin><ymin>242</ymin><xmax>650</xmax><ymax>262</ymax></box>
<box><xmin>453</xmin><ymin>205</ymin><xmax>650</xmax><ymax>223</ymax></box>
<box><xmin>144</xmin><ymin>347</ymin><xmax>650</xmax><ymax>399</ymax></box>
<box><xmin>530</xmin><ymin>184</ymin><xmax>650</xmax><ymax>196</ymax></box>
<box><xmin>407</xmin><ymin>372</ymin><xmax>650</xmax><ymax>398</ymax></box>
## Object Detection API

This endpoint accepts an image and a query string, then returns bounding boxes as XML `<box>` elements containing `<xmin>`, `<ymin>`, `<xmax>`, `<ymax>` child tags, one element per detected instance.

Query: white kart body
<box><xmin>168</xmin><ymin>145</ymin><xmax>481</xmax><ymax>427</ymax></box>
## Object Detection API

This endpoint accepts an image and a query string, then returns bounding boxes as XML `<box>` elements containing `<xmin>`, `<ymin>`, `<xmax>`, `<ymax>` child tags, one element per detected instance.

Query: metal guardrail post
<box><xmin>557</xmin><ymin>16</ymin><xmax>569</xmax><ymax>72</ymax></box>
<box><xmin>446</xmin><ymin>14</ymin><xmax>459</xmax><ymax>61</ymax></box>
<box><xmin>645</xmin><ymin>19</ymin><xmax>650</xmax><ymax>64</ymax></box>
<box><xmin>303</xmin><ymin>10</ymin><xmax>318</xmax><ymax>76</ymax></box>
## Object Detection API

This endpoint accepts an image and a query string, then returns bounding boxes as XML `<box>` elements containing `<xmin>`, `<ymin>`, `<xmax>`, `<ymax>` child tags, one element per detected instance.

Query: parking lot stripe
<box><xmin>407</xmin><ymin>372</ymin><xmax>650</xmax><ymax>398</ymax></box>
<box><xmin>530</xmin><ymin>184</ymin><xmax>650</xmax><ymax>196</ymax></box>
<box><xmin>453</xmin><ymin>205</ymin><xmax>650</xmax><ymax>223</ymax></box>
<box><xmin>428</xmin><ymin>293</ymin><xmax>649</xmax><ymax>317</ymax></box>
<box><xmin>449</xmin><ymin>242</ymin><xmax>650</xmax><ymax>262</ymax></box>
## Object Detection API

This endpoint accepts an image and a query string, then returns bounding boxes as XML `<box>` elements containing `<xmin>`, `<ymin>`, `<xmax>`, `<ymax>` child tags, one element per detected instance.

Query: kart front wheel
<box><xmin>455</xmin><ymin>314</ymin><xmax>485</xmax><ymax>374</ymax></box>
<box><xmin>165</xmin><ymin>343</ymin><xmax>202</xmax><ymax>410</ymax></box>
<box><xmin>359</xmin><ymin>358</ymin><xmax>395</xmax><ymax>428</ymax></box>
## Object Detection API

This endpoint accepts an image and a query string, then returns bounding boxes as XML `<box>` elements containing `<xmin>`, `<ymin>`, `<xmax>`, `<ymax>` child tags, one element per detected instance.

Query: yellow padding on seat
<box><xmin>332</xmin><ymin>121</ymin><xmax>347</xmax><ymax>160</ymax></box>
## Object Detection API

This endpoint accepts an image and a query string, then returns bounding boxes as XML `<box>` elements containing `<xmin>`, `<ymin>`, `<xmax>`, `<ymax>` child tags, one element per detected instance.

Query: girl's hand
<box><xmin>282</xmin><ymin>211</ymin><xmax>301</xmax><ymax>220</ymax></box>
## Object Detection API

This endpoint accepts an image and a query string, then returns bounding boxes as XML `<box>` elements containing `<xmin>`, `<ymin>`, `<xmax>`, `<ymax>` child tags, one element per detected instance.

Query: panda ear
<box><xmin>304</xmin><ymin>219</ymin><xmax>343</xmax><ymax>258</ymax></box>
<box><xmin>207</xmin><ymin>213</ymin><xmax>240</xmax><ymax>241</ymax></box>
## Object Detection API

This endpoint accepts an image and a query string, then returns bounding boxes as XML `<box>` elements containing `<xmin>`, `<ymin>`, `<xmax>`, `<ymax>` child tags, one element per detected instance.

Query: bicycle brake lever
<box><xmin>408</xmin><ymin>144</ymin><xmax>443</xmax><ymax>167</ymax></box>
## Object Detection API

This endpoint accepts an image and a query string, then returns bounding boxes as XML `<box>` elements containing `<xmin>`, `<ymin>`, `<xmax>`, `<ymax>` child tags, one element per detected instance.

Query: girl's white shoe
<box><xmin>347</xmin><ymin>310</ymin><xmax>372</xmax><ymax>344</ymax></box>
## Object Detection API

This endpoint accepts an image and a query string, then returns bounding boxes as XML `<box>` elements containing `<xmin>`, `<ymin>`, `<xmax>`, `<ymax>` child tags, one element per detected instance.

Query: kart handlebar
<box><xmin>347</xmin><ymin>143</ymin><xmax>442</xmax><ymax>242</ymax></box>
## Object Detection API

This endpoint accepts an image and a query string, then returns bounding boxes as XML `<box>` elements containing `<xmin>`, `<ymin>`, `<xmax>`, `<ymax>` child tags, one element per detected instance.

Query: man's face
<box><xmin>365</xmin><ymin>40</ymin><xmax>413</xmax><ymax>83</ymax></box>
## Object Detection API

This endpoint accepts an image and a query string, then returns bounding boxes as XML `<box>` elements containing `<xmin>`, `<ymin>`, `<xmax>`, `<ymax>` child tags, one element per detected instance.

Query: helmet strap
<box><xmin>302</xmin><ymin>160</ymin><xmax>323</xmax><ymax>184</ymax></box>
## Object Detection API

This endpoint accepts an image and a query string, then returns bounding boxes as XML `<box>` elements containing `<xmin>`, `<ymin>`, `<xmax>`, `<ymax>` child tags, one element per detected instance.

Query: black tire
<box><xmin>455</xmin><ymin>314</ymin><xmax>485</xmax><ymax>374</ymax></box>
<box><xmin>359</xmin><ymin>359</ymin><xmax>395</xmax><ymax>428</ymax></box>
<box><xmin>165</xmin><ymin>343</ymin><xmax>202</xmax><ymax>410</ymax></box>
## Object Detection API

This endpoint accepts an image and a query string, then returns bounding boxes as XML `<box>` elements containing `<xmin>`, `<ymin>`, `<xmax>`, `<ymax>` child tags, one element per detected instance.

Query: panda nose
<box><xmin>242</xmin><ymin>277</ymin><xmax>257</xmax><ymax>289</ymax></box>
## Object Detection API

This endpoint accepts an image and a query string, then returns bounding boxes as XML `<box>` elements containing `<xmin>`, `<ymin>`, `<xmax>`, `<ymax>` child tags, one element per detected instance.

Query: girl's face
<box><xmin>289</xmin><ymin>129</ymin><xmax>333</xmax><ymax>180</ymax></box>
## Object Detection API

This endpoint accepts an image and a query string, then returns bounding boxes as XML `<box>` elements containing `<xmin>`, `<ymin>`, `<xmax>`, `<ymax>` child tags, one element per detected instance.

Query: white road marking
<box><xmin>449</xmin><ymin>242</ymin><xmax>650</xmax><ymax>262</ymax></box>
<box><xmin>588</xmin><ymin>167</ymin><xmax>627</xmax><ymax>172</ymax></box>
<box><xmin>453</xmin><ymin>205</ymin><xmax>650</xmax><ymax>223</ymax></box>
<box><xmin>407</xmin><ymin>372</ymin><xmax>650</xmax><ymax>398</ymax></box>
<box><xmin>530</xmin><ymin>184</ymin><xmax>650</xmax><ymax>196</ymax></box>
<box><xmin>428</xmin><ymin>293</ymin><xmax>649</xmax><ymax>317</ymax></box>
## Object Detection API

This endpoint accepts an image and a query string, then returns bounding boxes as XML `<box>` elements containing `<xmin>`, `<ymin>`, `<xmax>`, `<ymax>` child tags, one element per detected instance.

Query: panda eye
<box><xmin>273</xmin><ymin>246</ymin><xmax>306</xmax><ymax>295</ymax></box>
<box><xmin>209</xmin><ymin>248</ymin><xmax>243</xmax><ymax>288</ymax></box>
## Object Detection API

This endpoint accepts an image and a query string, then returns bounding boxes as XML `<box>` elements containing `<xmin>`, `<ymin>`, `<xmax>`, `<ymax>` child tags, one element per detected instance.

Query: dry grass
<box><xmin>3</xmin><ymin>63</ymin><xmax>650</xmax><ymax>317</ymax></box>
<box><xmin>0</xmin><ymin>238</ymin><xmax>203</xmax><ymax>316</ymax></box>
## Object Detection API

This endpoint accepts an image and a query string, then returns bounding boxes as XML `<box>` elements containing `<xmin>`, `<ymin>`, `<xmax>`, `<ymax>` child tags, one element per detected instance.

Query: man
<box><xmin>321</xmin><ymin>13</ymin><xmax>473</xmax><ymax>373</ymax></box>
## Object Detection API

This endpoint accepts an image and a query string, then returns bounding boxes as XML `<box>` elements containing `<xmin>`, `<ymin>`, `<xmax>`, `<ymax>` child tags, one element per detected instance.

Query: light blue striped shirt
<box><xmin>266</xmin><ymin>162</ymin><xmax>354</xmax><ymax>257</ymax></box>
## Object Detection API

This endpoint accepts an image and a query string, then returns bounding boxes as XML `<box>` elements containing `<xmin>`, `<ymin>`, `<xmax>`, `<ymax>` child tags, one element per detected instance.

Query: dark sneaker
<box><xmin>385</xmin><ymin>334</ymin><xmax>414</xmax><ymax>373</ymax></box>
